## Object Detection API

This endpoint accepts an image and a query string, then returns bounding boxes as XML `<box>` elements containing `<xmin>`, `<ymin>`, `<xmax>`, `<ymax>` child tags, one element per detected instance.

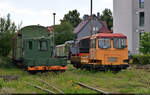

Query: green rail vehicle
<box><xmin>12</xmin><ymin>25</ymin><xmax>67</xmax><ymax>73</ymax></box>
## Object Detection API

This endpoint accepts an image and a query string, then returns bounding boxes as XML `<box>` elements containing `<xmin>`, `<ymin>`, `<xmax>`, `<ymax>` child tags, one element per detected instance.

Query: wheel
<box><xmin>112</xmin><ymin>69</ymin><xmax>120</xmax><ymax>74</ymax></box>
<box><xmin>60</xmin><ymin>70</ymin><xmax>66</xmax><ymax>73</ymax></box>
<box><xmin>28</xmin><ymin>71</ymin><xmax>37</xmax><ymax>74</ymax></box>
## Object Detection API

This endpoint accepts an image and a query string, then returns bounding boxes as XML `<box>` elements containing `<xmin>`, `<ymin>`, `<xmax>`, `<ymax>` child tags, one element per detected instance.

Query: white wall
<box><xmin>113</xmin><ymin>0</ymin><xmax>133</xmax><ymax>51</ymax></box>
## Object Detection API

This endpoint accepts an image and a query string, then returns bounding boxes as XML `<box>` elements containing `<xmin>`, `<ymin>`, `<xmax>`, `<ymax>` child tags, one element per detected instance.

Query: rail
<box><xmin>24</xmin><ymin>81</ymin><xmax>56</xmax><ymax>94</ymax></box>
<box><xmin>76</xmin><ymin>82</ymin><xmax>109</xmax><ymax>94</ymax></box>
<box><xmin>37</xmin><ymin>79</ymin><xmax>64</xmax><ymax>94</ymax></box>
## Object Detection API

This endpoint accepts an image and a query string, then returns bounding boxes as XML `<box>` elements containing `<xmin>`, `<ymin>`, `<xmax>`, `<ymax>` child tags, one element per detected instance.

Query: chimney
<box><xmin>83</xmin><ymin>15</ymin><xmax>89</xmax><ymax>20</ymax></box>
<box><xmin>97</xmin><ymin>12</ymin><xmax>100</xmax><ymax>19</ymax></box>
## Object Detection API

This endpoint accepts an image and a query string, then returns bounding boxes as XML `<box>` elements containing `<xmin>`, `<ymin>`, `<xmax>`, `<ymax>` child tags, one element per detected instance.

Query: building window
<box><xmin>139</xmin><ymin>12</ymin><xmax>145</xmax><ymax>27</ymax></box>
<box><xmin>139</xmin><ymin>0</ymin><xmax>144</xmax><ymax>8</ymax></box>
<box><xmin>93</xmin><ymin>27</ymin><xmax>99</xmax><ymax>33</ymax></box>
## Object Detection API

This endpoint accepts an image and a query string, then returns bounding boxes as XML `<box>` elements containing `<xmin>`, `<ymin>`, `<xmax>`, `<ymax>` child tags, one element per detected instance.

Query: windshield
<box><xmin>113</xmin><ymin>38</ymin><xmax>126</xmax><ymax>49</ymax></box>
<box><xmin>98</xmin><ymin>38</ymin><xmax>111</xmax><ymax>49</ymax></box>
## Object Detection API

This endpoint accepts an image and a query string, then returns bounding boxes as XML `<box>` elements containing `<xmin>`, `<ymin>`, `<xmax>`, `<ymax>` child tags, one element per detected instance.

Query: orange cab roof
<box><xmin>95</xmin><ymin>33</ymin><xmax>127</xmax><ymax>38</ymax></box>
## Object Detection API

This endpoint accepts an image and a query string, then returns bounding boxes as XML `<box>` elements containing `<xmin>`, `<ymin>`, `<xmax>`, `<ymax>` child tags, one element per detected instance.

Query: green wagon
<box><xmin>12</xmin><ymin>25</ymin><xmax>67</xmax><ymax>72</ymax></box>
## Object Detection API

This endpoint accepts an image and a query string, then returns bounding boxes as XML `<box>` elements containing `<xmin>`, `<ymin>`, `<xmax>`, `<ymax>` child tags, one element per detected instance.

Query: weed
<box><xmin>0</xmin><ymin>57</ymin><xmax>150</xmax><ymax>94</ymax></box>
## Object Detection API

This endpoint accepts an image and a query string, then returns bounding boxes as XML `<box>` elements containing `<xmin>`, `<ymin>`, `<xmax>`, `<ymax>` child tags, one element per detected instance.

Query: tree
<box><xmin>139</xmin><ymin>32</ymin><xmax>150</xmax><ymax>54</ymax></box>
<box><xmin>100</xmin><ymin>8</ymin><xmax>113</xmax><ymax>30</ymax></box>
<box><xmin>0</xmin><ymin>14</ymin><xmax>18</xmax><ymax>57</ymax></box>
<box><xmin>54</xmin><ymin>22</ymin><xmax>74</xmax><ymax>45</ymax></box>
<box><xmin>61</xmin><ymin>9</ymin><xmax>81</xmax><ymax>28</ymax></box>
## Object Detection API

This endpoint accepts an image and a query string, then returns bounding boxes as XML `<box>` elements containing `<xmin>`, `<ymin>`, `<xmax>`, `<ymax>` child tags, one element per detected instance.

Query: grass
<box><xmin>0</xmin><ymin>57</ymin><xmax>150</xmax><ymax>94</ymax></box>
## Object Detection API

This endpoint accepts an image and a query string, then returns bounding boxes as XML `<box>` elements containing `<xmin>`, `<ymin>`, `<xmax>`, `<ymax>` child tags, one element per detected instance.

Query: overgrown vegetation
<box><xmin>0</xmin><ymin>57</ymin><xmax>14</xmax><ymax>69</ymax></box>
<box><xmin>133</xmin><ymin>55</ymin><xmax>150</xmax><ymax>65</ymax></box>
<box><xmin>54</xmin><ymin>22</ymin><xmax>75</xmax><ymax>45</ymax></box>
<box><xmin>0</xmin><ymin>14</ymin><xmax>21</xmax><ymax>57</ymax></box>
<box><xmin>54</xmin><ymin>10</ymin><xmax>81</xmax><ymax>45</ymax></box>
<box><xmin>0</xmin><ymin>59</ymin><xmax>150</xmax><ymax>94</ymax></box>
<box><xmin>60</xmin><ymin>9</ymin><xmax>82</xmax><ymax>28</ymax></box>
<box><xmin>132</xmin><ymin>32</ymin><xmax>150</xmax><ymax>65</ymax></box>
<box><xmin>100</xmin><ymin>8</ymin><xmax>113</xmax><ymax>30</ymax></box>
<box><xmin>139</xmin><ymin>32</ymin><xmax>150</xmax><ymax>54</ymax></box>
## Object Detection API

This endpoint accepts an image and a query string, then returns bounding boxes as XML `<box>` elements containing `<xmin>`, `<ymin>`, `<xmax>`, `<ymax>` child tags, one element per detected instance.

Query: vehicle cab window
<box><xmin>38</xmin><ymin>40</ymin><xmax>48</xmax><ymax>51</ymax></box>
<box><xmin>113</xmin><ymin>38</ymin><xmax>126</xmax><ymax>49</ymax></box>
<box><xmin>98</xmin><ymin>38</ymin><xmax>111</xmax><ymax>49</ymax></box>
<box><xmin>28</xmin><ymin>41</ymin><xmax>33</xmax><ymax>49</ymax></box>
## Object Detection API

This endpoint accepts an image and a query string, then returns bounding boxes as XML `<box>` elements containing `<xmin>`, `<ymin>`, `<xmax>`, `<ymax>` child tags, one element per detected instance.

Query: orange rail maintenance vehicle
<box><xmin>70</xmin><ymin>33</ymin><xmax>129</xmax><ymax>71</ymax></box>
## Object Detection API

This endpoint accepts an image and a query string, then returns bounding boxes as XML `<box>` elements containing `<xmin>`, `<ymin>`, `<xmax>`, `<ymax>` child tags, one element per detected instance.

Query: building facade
<box><xmin>113</xmin><ymin>0</ymin><xmax>150</xmax><ymax>54</ymax></box>
<box><xmin>74</xmin><ymin>15</ymin><xmax>111</xmax><ymax>40</ymax></box>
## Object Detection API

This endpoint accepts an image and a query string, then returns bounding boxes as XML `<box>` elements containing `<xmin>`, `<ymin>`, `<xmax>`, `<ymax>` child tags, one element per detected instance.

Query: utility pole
<box><xmin>90</xmin><ymin>0</ymin><xmax>95</xmax><ymax>62</ymax></box>
<box><xmin>90</xmin><ymin>0</ymin><xmax>93</xmax><ymax>36</ymax></box>
<box><xmin>52</xmin><ymin>13</ymin><xmax>56</xmax><ymax>58</ymax></box>
<box><xmin>91</xmin><ymin>0</ymin><xmax>93</xmax><ymax>18</ymax></box>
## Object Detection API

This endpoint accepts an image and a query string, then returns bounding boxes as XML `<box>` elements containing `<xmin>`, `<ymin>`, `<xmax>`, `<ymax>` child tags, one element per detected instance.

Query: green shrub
<box><xmin>139</xmin><ymin>32</ymin><xmax>150</xmax><ymax>54</ymax></box>
<box><xmin>133</xmin><ymin>54</ymin><xmax>150</xmax><ymax>65</ymax></box>
<box><xmin>0</xmin><ymin>57</ymin><xmax>15</xmax><ymax>68</ymax></box>
<box><xmin>0</xmin><ymin>14</ymin><xmax>18</xmax><ymax>57</ymax></box>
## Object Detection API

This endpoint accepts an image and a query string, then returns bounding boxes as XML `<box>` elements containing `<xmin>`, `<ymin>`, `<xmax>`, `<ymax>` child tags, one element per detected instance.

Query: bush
<box><xmin>139</xmin><ymin>32</ymin><xmax>150</xmax><ymax>54</ymax></box>
<box><xmin>0</xmin><ymin>14</ymin><xmax>21</xmax><ymax>57</ymax></box>
<box><xmin>0</xmin><ymin>57</ymin><xmax>15</xmax><ymax>68</ymax></box>
<box><xmin>133</xmin><ymin>54</ymin><xmax>150</xmax><ymax>65</ymax></box>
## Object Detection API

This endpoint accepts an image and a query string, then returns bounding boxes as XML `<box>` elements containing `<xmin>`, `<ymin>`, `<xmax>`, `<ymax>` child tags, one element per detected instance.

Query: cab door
<box><xmin>23</xmin><ymin>39</ymin><xmax>34</xmax><ymax>59</ymax></box>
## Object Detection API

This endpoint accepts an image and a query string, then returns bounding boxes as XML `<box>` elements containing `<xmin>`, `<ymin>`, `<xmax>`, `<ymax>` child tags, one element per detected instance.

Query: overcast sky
<box><xmin>0</xmin><ymin>0</ymin><xmax>113</xmax><ymax>27</ymax></box>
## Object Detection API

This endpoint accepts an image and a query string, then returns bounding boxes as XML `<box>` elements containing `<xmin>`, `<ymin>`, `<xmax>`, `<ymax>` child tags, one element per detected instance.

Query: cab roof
<box><xmin>95</xmin><ymin>33</ymin><xmax>127</xmax><ymax>38</ymax></box>
<box><xmin>77</xmin><ymin>33</ymin><xmax>127</xmax><ymax>41</ymax></box>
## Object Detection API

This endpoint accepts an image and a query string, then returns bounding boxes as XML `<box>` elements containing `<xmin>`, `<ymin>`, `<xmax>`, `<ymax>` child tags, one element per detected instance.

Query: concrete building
<box><xmin>113</xmin><ymin>0</ymin><xmax>150</xmax><ymax>54</ymax></box>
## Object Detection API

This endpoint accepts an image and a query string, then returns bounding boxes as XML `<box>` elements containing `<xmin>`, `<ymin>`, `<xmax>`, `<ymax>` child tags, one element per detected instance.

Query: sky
<box><xmin>0</xmin><ymin>0</ymin><xmax>113</xmax><ymax>27</ymax></box>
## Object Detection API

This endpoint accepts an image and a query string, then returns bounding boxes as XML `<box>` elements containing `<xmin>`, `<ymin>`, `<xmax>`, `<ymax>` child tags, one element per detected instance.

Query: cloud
<box><xmin>0</xmin><ymin>0</ymin><xmax>113</xmax><ymax>27</ymax></box>
<box><xmin>0</xmin><ymin>2</ymin><xmax>37</xmax><ymax>16</ymax></box>
<box><xmin>0</xmin><ymin>2</ymin><xmax>54</xmax><ymax>27</ymax></box>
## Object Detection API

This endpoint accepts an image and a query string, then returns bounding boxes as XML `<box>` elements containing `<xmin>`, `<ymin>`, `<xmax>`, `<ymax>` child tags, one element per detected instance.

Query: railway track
<box><xmin>76</xmin><ymin>82</ymin><xmax>109</xmax><ymax>95</ymax></box>
<box><xmin>75</xmin><ymin>82</ymin><xmax>136</xmax><ymax>94</ymax></box>
<box><xmin>24</xmin><ymin>81</ymin><xmax>56</xmax><ymax>94</ymax></box>
<box><xmin>0</xmin><ymin>76</ymin><xmax>136</xmax><ymax>94</ymax></box>
<box><xmin>36</xmin><ymin>79</ymin><xmax>64</xmax><ymax>94</ymax></box>
<box><xmin>25</xmin><ymin>80</ymin><xmax>109</xmax><ymax>94</ymax></box>
<box><xmin>24</xmin><ymin>79</ymin><xmax>64</xmax><ymax>94</ymax></box>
